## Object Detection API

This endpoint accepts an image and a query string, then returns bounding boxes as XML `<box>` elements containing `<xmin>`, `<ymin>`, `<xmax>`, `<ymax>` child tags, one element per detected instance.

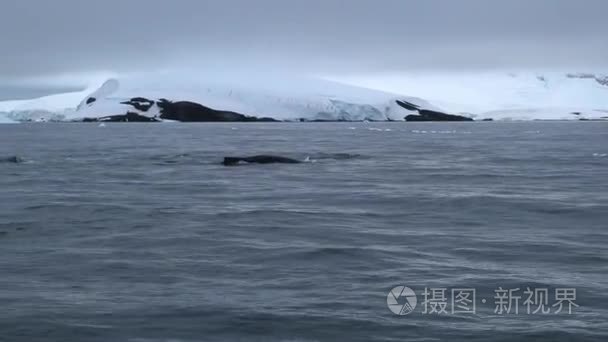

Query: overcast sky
<box><xmin>1</xmin><ymin>0</ymin><xmax>607</xmax><ymax>98</ymax></box>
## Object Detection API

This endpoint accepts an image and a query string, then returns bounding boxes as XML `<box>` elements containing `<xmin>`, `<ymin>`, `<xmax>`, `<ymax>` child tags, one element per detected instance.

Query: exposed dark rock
<box><xmin>482</xmin><ymin>118</ymin><xmax>494</xmax><ymax>121</ymax></box>
<box><xmin>395</xmin><ymin>100</ymin><xmax>421</xmax><ymax>112</ymax></box>
<box><xmin>566</xmin><ymin>73</ymin><xmax>608</xmax><ymax>87</ymax></box>
<box><xmin>255</xmin><ymin>117</ymin><xmax>281</xmax><ymax>122</ymax></box>
<box><xmin>579</xmin><ymin>118</ymin><xmax>608</xmax><ymax>121</ymax></box>
<box><xmin>80</xmin><ymin>98</ymin><xmax>277</xmax><ymax>123</ymax></box>
<box><xmin>397</xmin><ymin>99</ymin><xmax>474</xmax><ymax>121</ymax></box>
<box><xmin>157</xmin><ymin>99</ymin><xmax>278</xmax><ymax>122</ymax></box>
<box><xmin>405</xmin><ymin>109</ymin><xmax>474</xmax><ymax>122</ymax></box>
<box><xmin>299</xmin><ymin>118</ymin><xmax>349</xmax><ymax>122</ymax></box>
<box><xmin>223</xmin><ymin>155</ymin><xmax>302</xmax><ymax>166</ymax></box>
<box><xmin>404</xmin><ymin>115</ymin><xmax>427</xmax><ymax>122</ymax></box>
<box><xmin>120</xmin><ymin>97</ymin><xmax>155</xmax><ymax>112</ymax></box>
<box><xmin>82</xmin><ymin>112</ymin><xmax>160</xmax><ymax>122</ymax></box>
<box><xmin>297</xmin><ymin>118</ymin><xmax>383</xmax><ymax>123</ymax></box>
<box><xmin>86</xmin><ymin>97</ymin><xmax>96</xmax><ymax>105</ymax></box>
<box><xmin>571</xmin><ymin>112</ymin><xmax>582</xmax><ymax>116</ymax></box>
<box><xmin>131</xmin><ymin>97</ymin><xmax>153</xmax><ymax>102</ymax></box>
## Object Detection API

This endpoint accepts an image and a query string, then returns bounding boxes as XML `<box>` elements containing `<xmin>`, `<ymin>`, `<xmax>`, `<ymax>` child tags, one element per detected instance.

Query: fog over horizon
<box><xmin>1</xmin><ymin>0</ymin><xmax>607</xmax><ymax>99</ymax></box>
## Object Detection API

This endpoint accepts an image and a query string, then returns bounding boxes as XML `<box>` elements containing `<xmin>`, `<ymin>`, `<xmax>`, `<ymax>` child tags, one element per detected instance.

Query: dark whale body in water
<box><xmin>1</xmin><ymin>156</ymin><xmax>24</xmax><ymax>164</ymax></box>
<box><xmin>223</xmin><ymin>155</ymin><xmax>302</xmax><ymax>166</ymax></box>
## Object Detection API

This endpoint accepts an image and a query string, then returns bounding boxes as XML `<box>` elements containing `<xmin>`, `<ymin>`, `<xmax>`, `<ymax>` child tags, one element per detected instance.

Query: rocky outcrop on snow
<box><xmin>566</xmin><ymin>73</ymin><xmax>608</xmax><ymax>87</ymax></box>
<box><xmin>156</xmin><ymin>99</ymin><xmax>277</xmax><ymax>122</ymax></box>
<box><xmin>397</xmin><ymin>100</ymin><xmax>474</xmax><ymax>121</ymax></box>
<box><xmin>81</xmin><ymin>112</ymin><xmax>160</xmax><ymax>122</ymax></box>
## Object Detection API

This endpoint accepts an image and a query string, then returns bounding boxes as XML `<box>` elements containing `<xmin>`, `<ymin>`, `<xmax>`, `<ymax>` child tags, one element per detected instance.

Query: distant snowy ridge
<box><xmin>566</xmin><ymin>73</ymin><xmax>608</xmax><ymax>87</ymax></box>
<box><xmin>73</xmin><ymin>74</ymin><xmax>435</xmax><ymax>122</ymax></box>
<box><xmin>0</xmin><ymin>73</ymin><xmax>435</xmax><ymax>122</ymax></box>
<box><xmin>335</xmin><ymin>71</ymin><xmax>608</xmax><ymax>121</ymax></box>
<box><xmin>0</xmin><ymin>78</ymin><xmax>108</xmax><ymax>122</ymax></box>
<box><xmin>1</xmin><ymin>71</ymin><xmax>607</xmax><ymax>122</ymax></box>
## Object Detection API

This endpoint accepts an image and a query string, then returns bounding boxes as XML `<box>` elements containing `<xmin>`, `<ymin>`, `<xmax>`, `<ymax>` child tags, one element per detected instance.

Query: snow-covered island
<box><xmin>1</xmin><ymin>72</ymin><xmax>607</xmax><ymax>123</ymax></box>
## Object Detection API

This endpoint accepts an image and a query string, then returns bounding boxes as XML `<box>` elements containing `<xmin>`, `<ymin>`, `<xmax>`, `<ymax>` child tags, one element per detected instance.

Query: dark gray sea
<box><xmin>0</xmin><ymin>122</ymin><xmax>607</xmax><ymax>342</ymax></box>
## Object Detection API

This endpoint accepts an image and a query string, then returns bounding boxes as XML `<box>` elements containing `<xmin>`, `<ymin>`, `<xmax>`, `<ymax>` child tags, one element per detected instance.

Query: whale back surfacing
<box><xmin>223</xmin><ymin>155</ymin><xmax>301</xmax><ymax>166</ymax></box>
<box><xmin>1</xmin><ymin>156</ymin><xmax>24</xmax><ymax>164</ymax></box>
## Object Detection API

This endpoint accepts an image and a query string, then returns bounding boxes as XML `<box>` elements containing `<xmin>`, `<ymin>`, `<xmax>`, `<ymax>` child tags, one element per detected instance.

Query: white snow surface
<box><xmin>73</xmin><ymin>72</ymin><xmax>434</xmax><ymax>122</ymax></box>
<box><xmin>332</xmin><ymin>71</ymin><xmax>608</xmax><ymax>121</ymax></box>
<box><xmin>0</xmin><ymin>78</ymin><xmax>109</xmax><ymax>122</ymax></box>
<box><xmin>1</xmin><ymin>71</ymin><xmax>607</xmax><ymax>122</ymax></box>
<box><xmin>0</xmin><ymin>72</ymin><xmax>432</xmax><ymax>122</ymax></box>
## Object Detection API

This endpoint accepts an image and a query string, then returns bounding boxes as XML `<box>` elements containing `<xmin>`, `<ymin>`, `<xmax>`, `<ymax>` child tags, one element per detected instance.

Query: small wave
<box><xmin>366</xmin><ymin>127</ymin><xmax>393</xmax><ymax>132</ymax></box>
<box><xmin>148</xmin><ymin>152</ymin><xmax>215</xmax><ymax>165</ymax></box>
<box><xmin>150</xmin><ymin>153</ymin><xmax>193</xmax><ymax>160</ymax></box>
<box><xmin>24</xmin><ymin>203</ymin><xmax>74</xmax><ymax>211</ymax></box>
<box><xmin>311</xmin><ymin>153</ymin><xmax>362</xmax><ymax>161</ymax></box>
<box><xmin>411</xmin><ymin>130</ymin><xmax>461</xmax><ymax>134</ymax></box>
<box><xmin>287</xmin><ymin>246</ymin><xmax>373</xmax><ymax>259</ymax></box>
<box><xmin>592</xmin><ymin>153</ymin><xmax>607</xmax><ymax>157</ymax></box>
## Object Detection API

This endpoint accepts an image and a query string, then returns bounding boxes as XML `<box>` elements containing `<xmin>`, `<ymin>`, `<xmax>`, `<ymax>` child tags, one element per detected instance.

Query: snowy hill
<box><xmin>334</xmin><ymin>71</ymin><xmax>608</xmax><ymax>121</ymax></box>
<box><xmin>0</xmin><ymin>72</ymin><xmax>433</xmax><ymax>122</ymax></box>
<box><xmin>1</xmin><ymin>71</ymin><xmax>607</xmax><ymax>122</ymax></box>
<box><xmin>0</xmin><ymin>79</ymin><xmax>108</xmax><ymax>122</ymax></box>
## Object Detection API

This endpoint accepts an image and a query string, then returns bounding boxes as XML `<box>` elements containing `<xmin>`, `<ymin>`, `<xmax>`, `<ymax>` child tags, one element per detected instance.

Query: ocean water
<box><xmin>0</xmin><ymin>122</ymin><xmax>607</xmax><ymax>342</ymax></box>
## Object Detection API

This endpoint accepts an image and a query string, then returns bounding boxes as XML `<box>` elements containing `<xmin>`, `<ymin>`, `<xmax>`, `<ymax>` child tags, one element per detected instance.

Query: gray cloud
<box><xmin>1</xmin><ymin>0</ymin><xmax>607</xmax><ymax>87</ymax></box>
